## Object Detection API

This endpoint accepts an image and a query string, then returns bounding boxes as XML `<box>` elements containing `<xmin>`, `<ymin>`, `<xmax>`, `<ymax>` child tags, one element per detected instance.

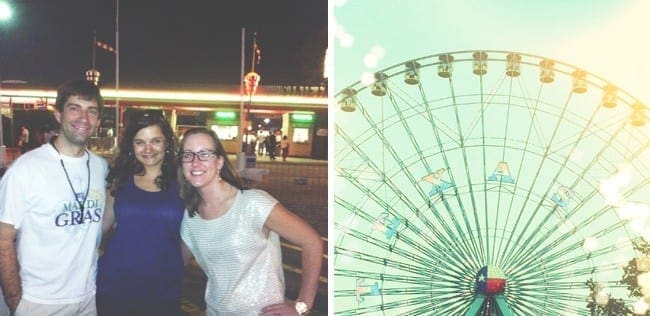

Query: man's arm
<box><xmin>0</xmin><ymin>222</ymin><xmax>21</xmax><ymax>312</ymax></box>
<box><xmin>102</xmin><ymin>193</ymin><xmax>116</xmax><ymax>236</ymax></box>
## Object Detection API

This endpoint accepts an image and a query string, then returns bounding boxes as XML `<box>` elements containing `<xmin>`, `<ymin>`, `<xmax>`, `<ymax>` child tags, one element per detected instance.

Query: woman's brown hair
<box><xmin>178</xmin><ymin>127</ymin><xmax>245</xmax><ymax>217</ymax></box>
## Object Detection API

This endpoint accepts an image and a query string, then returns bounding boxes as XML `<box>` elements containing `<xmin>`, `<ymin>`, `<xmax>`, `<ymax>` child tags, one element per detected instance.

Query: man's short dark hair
<box><xmin>54</xmin><ymin>79</ymin><xmax>104</xmax><ymax>114</ymax></box>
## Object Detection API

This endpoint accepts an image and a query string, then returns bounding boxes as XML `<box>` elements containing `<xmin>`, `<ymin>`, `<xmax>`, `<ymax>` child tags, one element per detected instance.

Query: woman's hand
<box><xmin>260</xmin><ymin>300</ymin><xmax>301</xmax><ymax>316</ymax></box>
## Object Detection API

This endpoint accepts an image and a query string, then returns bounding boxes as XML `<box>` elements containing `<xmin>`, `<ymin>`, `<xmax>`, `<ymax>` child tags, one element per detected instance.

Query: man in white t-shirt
<box><xmin>0</xmin><ymin>79</ymin><xmax>108</xmax><ymax>315</ymax></box>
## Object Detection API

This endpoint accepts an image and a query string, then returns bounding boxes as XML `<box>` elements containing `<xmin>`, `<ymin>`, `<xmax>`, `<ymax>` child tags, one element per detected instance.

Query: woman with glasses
<box><xmin>178</xmin><ymin>127</ymin><xmax>323</xmax><ymax>316</ymax></box>
<box><xmin>96</xmin><ymin>111</ymin><xmax>185</xmax><ymax>315</ymax></box>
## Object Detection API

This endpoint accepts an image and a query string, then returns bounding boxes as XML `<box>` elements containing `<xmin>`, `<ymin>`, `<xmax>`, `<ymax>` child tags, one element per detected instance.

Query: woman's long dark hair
<box><xmin>106</xmin><ymin>111</ymin><xmax>178</xmax><ymax>196</ymax></box>
<box><xmin>178</xmin><ymin>127</ymin><xmax>245</xmax><ymax>217</ymax></box>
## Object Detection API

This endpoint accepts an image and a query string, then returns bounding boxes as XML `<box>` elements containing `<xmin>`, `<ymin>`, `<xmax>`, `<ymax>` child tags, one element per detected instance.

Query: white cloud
<box><xmin>363</xmin><ymin>45</ymin><xmax>386</xmax><ymax>68</ymax></box>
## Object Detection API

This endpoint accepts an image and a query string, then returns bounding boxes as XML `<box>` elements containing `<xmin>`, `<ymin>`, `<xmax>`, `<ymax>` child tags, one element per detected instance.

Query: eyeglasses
<box><xmin>180</xmin><ymin>150</ymin><xmax>218</xmax><ymax>163</ymax></box>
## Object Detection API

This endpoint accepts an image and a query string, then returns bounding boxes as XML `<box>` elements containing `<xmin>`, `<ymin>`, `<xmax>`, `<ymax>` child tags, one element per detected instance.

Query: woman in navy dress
<box><xmin>97</xmin><ymin>111</ymin><xmax>185</xmax><ymax>315</ymax></box>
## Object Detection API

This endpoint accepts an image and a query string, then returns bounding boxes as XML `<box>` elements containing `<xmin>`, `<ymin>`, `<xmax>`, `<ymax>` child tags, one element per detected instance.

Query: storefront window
<box><xmin>210</xmin><ymin>125</ymin><xmax>238</xmax><ymax>140</ymax></box>
<box><xmin>292</xmin><ymin>128</ymin><xmax>310</xmax><ymax>143</ymax></box>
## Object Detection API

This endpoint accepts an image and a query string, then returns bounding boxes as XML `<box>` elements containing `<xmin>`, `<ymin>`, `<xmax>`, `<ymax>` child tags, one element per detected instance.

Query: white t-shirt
<box><xmin>181</xmin><ymin>189</ymin><xmax>285</xmax><ymax>315</ymax></box>
<box><xmin>0</xmin><ymin>143</ymin><xmax>108</xmax><ymax>304</ymax></box>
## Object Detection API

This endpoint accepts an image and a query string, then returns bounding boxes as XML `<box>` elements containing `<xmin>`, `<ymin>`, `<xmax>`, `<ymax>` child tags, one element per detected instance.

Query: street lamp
<box><xmin>0</xmin><ymin>2</ymin><xmax>11</xmax><ymax>21</ymax></box>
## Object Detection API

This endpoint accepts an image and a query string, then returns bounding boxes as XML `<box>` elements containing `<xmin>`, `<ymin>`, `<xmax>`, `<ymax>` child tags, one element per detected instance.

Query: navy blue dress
<box><xmin>97</xmin><ymin>176</ymin><xmax>185</xmax><ymax>316</ymax></box>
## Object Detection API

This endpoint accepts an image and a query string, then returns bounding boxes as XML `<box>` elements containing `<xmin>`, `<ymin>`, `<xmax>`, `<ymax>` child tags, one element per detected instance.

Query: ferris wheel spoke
<box><xmin>483</xmin><ymin>74</ymin><xmax>518</xmax><ymax>266</ymax></box>
<box><xmin>510</xmin><ymin>292</ymin><xmax>583</xmax><ymax>315</ymax></box>
<box><xmin>334</xmin><ymin>268</ymin><xmax>468</xmax><ymax>314</ymax></box>
<box><xmin>500</xmin><ymin>91</ymin><xmax>580</xmax><ymax>266</ymax></box>
<box><xmin>445</xmin><ymin>77</ymin><xmax>492</xmax><ymax>264</ymax></box>
<box><xmin>508</xmin><ymin>119</ymin><xmax>636</xmax><ymax>267</ymax></box>
<box><xmin>505</xmin><ymin>207</ymin><xmax>624</xmax><ymax>274</ymax></box>
<box><xmin>476</xmin><ymin>72</ymin><xmax>496</xmax><ymax>266</ymax></box>
<box><xmin>332</xmin><ymin>224</ymin><xmax>448</xmax><ymax>273</ymax></box>
<box><xmin>335</xmin><ymin>179</ymin><xmax>482</xmax><ymax>272</ymax></box>
<box><xmin>337</xmin><ymin>125</ymin><xmax>486</xmax><ymax>263</ymax></box>
<box><xmin>333</xmin><ymin>268</ymin><xmax>444</xmax><ymax>288</ymax></box>
<box><xmin>512</xmin><ymin>246</ymin><xmax>618</xmax><ymax>281</ymax></box>
<box><xmin>494</xmin><ymin>84</ymin><xmax>549</xmax><ymax>267</ymax></box>
<box><xmin>386</xmin><ymin>83</ymin><xmax>489</xmax><ymax>261</ymax></box>
<box><xmin>502</xmin><ymin>123</ymin><xmax>611</xmax><ymax>267</ymax></box>
<box><xmin>417</xmin><ymin>82</ymin><xmax>489</xmax><ymax>265</ymax></box>
<box><xmin>334</xmin><ymin>296</ymin><xmax>436</xmax><ymax>316</ymax></box>
<box><xmin>337</xmin><ymin>161</ymin><xmax>481</xmax><ymax>262</ymax></box>
<box><xmin>481</xmin><ymin>76</ymin><xmax>523</xmax><ymax>265</ymax></box>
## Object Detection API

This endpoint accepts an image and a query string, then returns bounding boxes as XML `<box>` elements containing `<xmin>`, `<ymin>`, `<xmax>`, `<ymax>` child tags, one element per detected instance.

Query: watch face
<box><xmin>295</xmin><ymin>301</ymin><xmax>309</xmax><ymax>314</ymax></box>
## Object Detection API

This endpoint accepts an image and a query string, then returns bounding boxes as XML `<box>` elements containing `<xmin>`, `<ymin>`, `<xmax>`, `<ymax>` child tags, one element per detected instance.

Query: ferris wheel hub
<box><xmin>474</xmin><ymin>265</ymin><xmax>506</xmax><ymax>296</ymax></box>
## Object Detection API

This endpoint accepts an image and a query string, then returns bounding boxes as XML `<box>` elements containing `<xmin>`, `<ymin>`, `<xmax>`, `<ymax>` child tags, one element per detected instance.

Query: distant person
<box><xmin>103</xmin><ymin>128</ymin><xmax>116</xmax><ymax>151</ymax></box>
<box><xmin>178</xmin><ymin>127</ymin><xmax>323</xmax><ymax>315</ymax></box>
<box><xmin>30</xmin><ymin>121</ymin><xmax>57</xmax><ymax>149</ymax></box>
<box><xmin>17</xmin><ymin>125</ymin><xmax>30</xmax><ymax>154</ymax></box>
<box><xmin>274</xmin><ymin>130</ymin><xmax>282</xmax><ymax>158</ymax></box>
<box><xmin>281</xmin><ymin>135</ymin><xmax>290</xmax><ymax>162</ymax></box>
<box><xmin>42</xmin><ymin>119</ymin><xmax>60</xmax><ymax>145</ymax></box>
<box><xmin>257</xmin><ymin>134</ymin><xmax>266</xmax><ymax>156</ymax></box>
<box><xmin>267</xmin><ymin>130</ymin><xmax>277</xmax><ymax>160</ymax></box>
<box><xmin>244</xmin><ymin>130</ymin><xmax>257</xmax><ymax>156</ymax></box>
<box><xmin>44</xmin><ymin>127</ymin><xmax>59</xmax><ymax>144</ymax></box>
<box><xmin>97</xmin><ymin>112</ymin><xmax>185</xmax><ymax>315</ymax></box>
<box><xmin>0</xmin><ymin>79</ymin><xmax>107</xmax><ymax>315</ymax></box>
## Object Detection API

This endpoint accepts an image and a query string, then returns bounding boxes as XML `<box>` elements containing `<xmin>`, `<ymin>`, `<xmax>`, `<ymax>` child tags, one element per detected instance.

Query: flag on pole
<box><xmin>96</xmin><ymin>39</ymin><xmax>117</xmax><ymax>53</ymax></box>
<box><xmin>254</xmin><ymin>38</ymin><xmax>261</xmax><ymax>64</ymax></box>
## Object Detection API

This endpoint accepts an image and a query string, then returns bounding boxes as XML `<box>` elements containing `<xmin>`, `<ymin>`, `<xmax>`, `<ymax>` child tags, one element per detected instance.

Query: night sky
<box><xmin>0</xmin><ymin>0</ymin><xmax>328</xmax><ymax>89</ymax></box>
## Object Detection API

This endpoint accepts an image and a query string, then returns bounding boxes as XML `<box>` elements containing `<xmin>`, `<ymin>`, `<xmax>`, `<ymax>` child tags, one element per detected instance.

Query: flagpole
<box><xmin>246</xmin><ymin>33</ymin><xmax>257</xmax><ymax>147</ymax></box>
<box><xmin>251</xmin><ymin>32</ymin><xmax>256</xmax><ymax>73</ymax></box>
<box><xmin>92</xmin><ymin>31</ymin><xmax>97</xmax><ymax>70</ymax></box>
<box><xmin>114</xmin><ymin>0</ymin><xmax>120</xmax><ymax>147</ymax></box>
<box><xmin>238</xmin><ymin>27</ymin><xmax>245</xmax><ymax>153</ymax></box>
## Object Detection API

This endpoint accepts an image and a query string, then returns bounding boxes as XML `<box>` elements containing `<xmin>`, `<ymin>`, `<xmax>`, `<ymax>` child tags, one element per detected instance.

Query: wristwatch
<box><xmin>295</xmin><ymin>300</ymin><xmax>310</xmax><ymax>315</ymax></box>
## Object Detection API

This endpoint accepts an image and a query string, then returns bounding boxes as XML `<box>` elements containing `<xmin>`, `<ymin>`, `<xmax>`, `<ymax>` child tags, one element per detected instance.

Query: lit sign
<box><xmin>214</xmin><ymin>111</ymin><xmax>237</xmax><ymax>120</ymax></box>
<box><xmin>291</xmin><ymin>113</ymin><xmax>314</xmax><ymax>123</ymax></box>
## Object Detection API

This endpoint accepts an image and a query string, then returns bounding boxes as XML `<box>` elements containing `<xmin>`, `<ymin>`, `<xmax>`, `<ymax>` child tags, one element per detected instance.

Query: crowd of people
<box><xmin>249</xmin><ymin>129</ymin><xmax>290</xmax><ymax>162</ymax></box>
<box><xmin>13</xmin><ymin>120</ymin><xmax>60</xmax><ymax>156</ymax></box>
<box><xmin>0</xmin><ymin>79</ymin><xmax>323</xmax><ymax>316</ymax></box>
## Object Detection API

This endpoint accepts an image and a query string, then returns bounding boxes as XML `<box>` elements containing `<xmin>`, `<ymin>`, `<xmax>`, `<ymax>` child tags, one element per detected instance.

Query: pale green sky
<box><xmin>334</xmin><ymin>0</ymin><xmax>648</xmax><ymax>103</ymax></box>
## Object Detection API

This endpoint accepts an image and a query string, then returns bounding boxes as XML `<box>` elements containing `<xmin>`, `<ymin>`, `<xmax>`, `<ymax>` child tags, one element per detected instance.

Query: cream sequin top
<box><xmin>181</xmin><ymin>189</ymin><xmax>285</xmax><ymax>315</ymax></box>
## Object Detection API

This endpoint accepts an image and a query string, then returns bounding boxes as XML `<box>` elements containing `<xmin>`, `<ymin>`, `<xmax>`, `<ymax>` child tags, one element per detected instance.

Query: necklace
<box><xmin>50</xmin><ymin>140</ymin><xmax>90</xmax><ymax>214</ymax></box>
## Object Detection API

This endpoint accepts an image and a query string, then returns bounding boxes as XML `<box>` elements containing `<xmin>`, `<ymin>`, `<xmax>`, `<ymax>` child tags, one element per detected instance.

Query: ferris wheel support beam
<box><xmin>464</xmin><ymin>294</ymin><xmax>514</xmax><ymax>316</ymax></box>
<box><xmin>465</xmin><ymin>295</ymin><xmax>485</xmax><ymax>316</ymax></box>
<box><xmin>494</xmin><ymin>295</ymin><xmax>515</xmax><ymax>315</ymax></box>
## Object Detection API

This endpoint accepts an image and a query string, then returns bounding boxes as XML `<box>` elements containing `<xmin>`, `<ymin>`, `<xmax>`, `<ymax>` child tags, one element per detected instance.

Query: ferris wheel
<box><xmin>333</xmin><ymin>50</ymin><xmax>650</xmax><ymax>315</ymax></box>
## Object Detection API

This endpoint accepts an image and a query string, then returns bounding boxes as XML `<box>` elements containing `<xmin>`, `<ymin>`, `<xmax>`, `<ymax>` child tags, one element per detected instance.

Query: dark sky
<box><xmin>0</xmin><ymin>0</ymin><xmax>327</xmax><ymax>89</ymax></box>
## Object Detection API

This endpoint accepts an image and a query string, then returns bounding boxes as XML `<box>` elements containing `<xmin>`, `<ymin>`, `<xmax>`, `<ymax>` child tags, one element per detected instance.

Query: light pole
<box><xmin>0</xmin><ymin>1</ymin><xmax>12</xmax><ymax>152</ymax></box>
